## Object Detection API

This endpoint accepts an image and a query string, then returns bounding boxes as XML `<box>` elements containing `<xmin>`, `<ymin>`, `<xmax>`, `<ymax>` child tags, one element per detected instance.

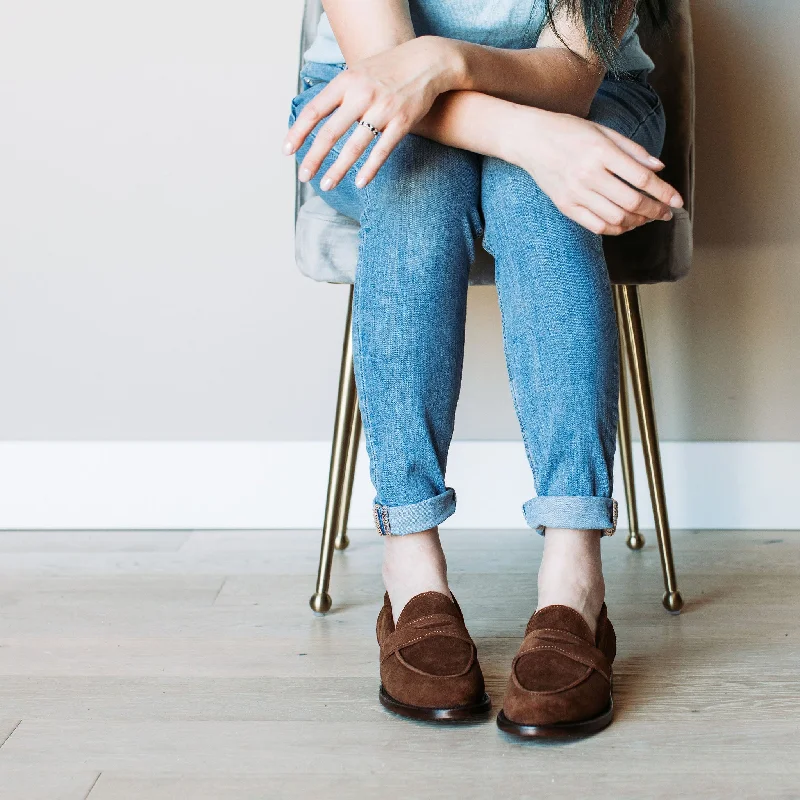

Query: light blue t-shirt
<box><xmin>304</xmin><ymin>1</ymin><xmax>654</xmax><ymax>74</ymax></box>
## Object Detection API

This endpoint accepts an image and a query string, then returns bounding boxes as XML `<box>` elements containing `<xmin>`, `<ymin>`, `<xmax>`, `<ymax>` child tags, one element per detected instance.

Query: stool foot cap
<box><xmin>626</xmin><ymin>531</ymin><xmax>645</xmax><ymax>550</ymax></box>
<box><xmin>663</xmin><ymin>590</ymin><xmax>683</xmax><ymax>614</ymax></box>
<box><xmin>310</xmin><ymin>592</ymin><xmax>332</xmax><ymax>615</ymax></box>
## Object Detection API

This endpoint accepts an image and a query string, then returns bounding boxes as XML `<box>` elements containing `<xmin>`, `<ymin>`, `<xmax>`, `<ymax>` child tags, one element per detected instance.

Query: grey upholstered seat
<box><xmin>296</xmin><ymin>194</ymin><xmax>498</xmax><ymax>286</ymax></box>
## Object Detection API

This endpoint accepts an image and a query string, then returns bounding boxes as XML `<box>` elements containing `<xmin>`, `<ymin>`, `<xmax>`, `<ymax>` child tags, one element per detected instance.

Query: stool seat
<box><xmin>295</xmin><ymin>195</ymin><xmax>498</xmax><ymax>285</ymax></box>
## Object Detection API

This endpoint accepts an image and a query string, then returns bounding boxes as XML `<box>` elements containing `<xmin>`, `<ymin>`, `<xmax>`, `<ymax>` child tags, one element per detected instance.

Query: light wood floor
<box><xmin>0</xmin><ymin>528</ymin><xmax>798</xmax><ymax>799</ymax></box>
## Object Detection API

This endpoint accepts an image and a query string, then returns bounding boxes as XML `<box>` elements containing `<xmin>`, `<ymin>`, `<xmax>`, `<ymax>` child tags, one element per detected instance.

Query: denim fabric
<box><xmin>304</xmin><ymin>4</ymin><xmax>655</xmax><ymax>75</ymax></box>
<box><xmin>290</xmin><ymin>63</ymin><xmax>666</xmax><ymax>537</ymax></box>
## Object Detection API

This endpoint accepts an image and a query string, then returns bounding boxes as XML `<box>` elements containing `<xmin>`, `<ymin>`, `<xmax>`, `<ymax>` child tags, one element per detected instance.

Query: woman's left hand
<box><xmin>504</xmin><ymin>107</ymin><xmax>683</xmax><ymax>236</ymax></box>
<box><xmin>283</xmin><ymin>36</ymin><xmax>461</xmax><ymax>191</ymax></box>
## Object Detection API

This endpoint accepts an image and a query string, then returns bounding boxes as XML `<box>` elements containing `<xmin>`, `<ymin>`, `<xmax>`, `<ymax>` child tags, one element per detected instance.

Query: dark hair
<box><xmin>545</xmin><ymin>0</ymin><xmax>670</xmax><ymax>71</ymax></box>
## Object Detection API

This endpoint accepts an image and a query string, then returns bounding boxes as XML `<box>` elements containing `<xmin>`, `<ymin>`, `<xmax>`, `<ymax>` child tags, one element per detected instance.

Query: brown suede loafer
<box><xmin>376</xmin><ymin>591</ymin><xmax>491</xmax><ymax>721</ymax></box>
<box><xmin>497</xmin><ymin>603</ymin><xmax>616</xmax><ymax>739</ymax></box>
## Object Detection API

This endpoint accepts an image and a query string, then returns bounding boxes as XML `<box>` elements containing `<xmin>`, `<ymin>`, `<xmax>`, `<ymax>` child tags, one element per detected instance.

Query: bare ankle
<box><xmin>382</xmin><ymin>528</ymin><xmax>451</xmax><ymax>623</ymax></box>
<box><xmin>537</xmin><ymin>528</ymin><xmax>606</xmax><ymax>635</ymax></box>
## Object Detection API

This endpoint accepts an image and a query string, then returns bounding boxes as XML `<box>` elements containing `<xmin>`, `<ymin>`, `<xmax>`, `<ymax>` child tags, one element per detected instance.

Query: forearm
<box><xmin>436</xmin><ymin>0</ymin><xmax>636</xmax><ymax>118</ymax></box>
<box><xmin>447</xmin><ymin>42</ymin><xmax>602</xmax><ymax>117</ymax></box>
<box><xmin>322</xmin><ymin>0</ymin><xmax>632</xmax><ymax>119</ymax></box>
<box><xmin>322</xmin><ymin>0</ymin><xmax>414</xmax><ymax>61</ymax></box>
<box><xmin>412</xmin><ymin>90</ymin><xmax>537</xmax><ymax>165</ymax></box>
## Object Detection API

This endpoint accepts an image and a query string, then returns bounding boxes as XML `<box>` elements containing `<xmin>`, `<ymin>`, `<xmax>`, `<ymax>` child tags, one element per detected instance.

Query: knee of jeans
<box><xmin>482</xmin><ymin>157</ymin><xmax>551</xmax><ymax>213</ymax></box>
<box><xmin>362</xmin><ymin>135</ymin><xmax>481</xmax><ymax>234</ymax></box>
<box><xmin>481</xmin><ymin>157</ymin><xmax>575</xmax><ymax>253</ymax></box>
<box><xmin>481</xmin><ymin>156</ymin><xmax>600</xmax><ymax>248</ymax></box>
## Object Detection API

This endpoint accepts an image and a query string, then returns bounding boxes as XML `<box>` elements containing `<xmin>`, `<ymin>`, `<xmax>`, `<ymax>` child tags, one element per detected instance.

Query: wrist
<box><xmin>417</xmin><ymin>36</ymin><xmax>469</xmax><ymax>93</ymax></box>
<box><xmin>498</xmin><ymin>103</ymin><xmax>550</xmax><ymax>166</ymax></box>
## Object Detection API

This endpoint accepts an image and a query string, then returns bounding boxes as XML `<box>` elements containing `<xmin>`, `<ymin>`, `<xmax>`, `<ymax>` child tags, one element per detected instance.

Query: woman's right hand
<box><xmin>507</xmin><ymin>108</ymin><xmax>684</xmax><ymax>236</ymax></box>
<box><xmin>284</xmin><ymin>36</ymin><xmax>463</xmax><ymax>192</ymax></box>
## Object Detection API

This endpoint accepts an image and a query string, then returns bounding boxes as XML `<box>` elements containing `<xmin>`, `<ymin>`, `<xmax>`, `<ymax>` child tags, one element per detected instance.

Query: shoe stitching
<box><xmin>514</xmin><ymin>644</ymin><xmax>611</xmax><ymax>683</ymax></box>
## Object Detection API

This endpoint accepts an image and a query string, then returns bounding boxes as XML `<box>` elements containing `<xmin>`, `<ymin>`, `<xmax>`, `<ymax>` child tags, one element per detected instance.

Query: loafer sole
<box><xmin>496</xmin><ymin>698</ymin><xmax>614</xmax><ymax>739</ymax></box>
<box><xmin>379</xmin><ymin>685</ymin><xmax>492</xmax><ymax>722</ymax></box>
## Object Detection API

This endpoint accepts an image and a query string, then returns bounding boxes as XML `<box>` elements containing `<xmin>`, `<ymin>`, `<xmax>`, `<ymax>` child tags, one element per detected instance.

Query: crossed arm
<box><xmin>284</xmin><ymin>0</ymin><xmax>683</xmax><ymax>236</ymax></box>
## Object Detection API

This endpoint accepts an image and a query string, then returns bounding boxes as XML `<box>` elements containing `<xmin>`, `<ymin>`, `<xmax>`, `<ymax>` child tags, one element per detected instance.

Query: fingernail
<box><xmin>661</xmin><ymin>210</ymin><xmax>673</xmax><ymax>221</ymax></box>
<box><xmin>648</xmin><ymin>157</ymin><xmax>664</xmax><ymax>168</ymax></box>
<box><xmin>298</xmin><ymin>167</ymin><xmax>311</xmax><ymax>182</ymax></box>
<box><xmin>669</xmin><ymin>194</ymin><xmax>683</xmax><ymax>208</ymax></box>
<box><xmin>320</xmin><ymin>176</ymin><xmax>333</xmax><ymax>192</ymax></box>
<box><xmin>355</xmin><ymin>175</ymin><xmax>366</xmax><ymax>189</ymax></box>
<box><xmin>282</xmin><ymin>141</ymin><xmax>295</xmax><ymax>155</ymax></box>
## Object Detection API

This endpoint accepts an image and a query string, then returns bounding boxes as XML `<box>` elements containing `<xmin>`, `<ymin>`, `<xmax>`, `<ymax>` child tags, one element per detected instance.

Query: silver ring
<box><xmin>357</xmin><ymin>119</ymin><xmax>381</xmax><ymax>138</ymax></box>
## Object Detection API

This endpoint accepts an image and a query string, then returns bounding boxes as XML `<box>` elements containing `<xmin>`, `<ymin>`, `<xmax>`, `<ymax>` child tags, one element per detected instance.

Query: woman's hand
<box><xmin>283</xmin><ymin>37</ymin><xmax>462</xmax><ymax>192</ymax></box>
<box><xmin>506</xmin><ymin>108</ymin><xmax>684</xmax><ymax>236</ymax></box>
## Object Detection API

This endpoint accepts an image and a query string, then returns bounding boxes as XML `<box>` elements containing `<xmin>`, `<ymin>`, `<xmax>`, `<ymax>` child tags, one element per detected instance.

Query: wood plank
<box><xmin>0</xmin><ymin>766</ymin><xmax>99</xmax><ymax>800</ymax></box>
<box><xmin>0</xmin><ymin>529</ymin><xmax>797</xmax><ymax>577</ymax></box>
<box><xmin>0</xmin><ymin>673</ymin><xmax>798</xmax><ymax>723</ymax></box>
<box><xmin>0</xmin><ymin>720</ymin><xmax>21</xmax><ymax>748</ymax></box>
<box><xmin>0</xmin><ymin>569</ymin><xmax>796</xmax><ymax>638</ymax></box>
<box><xmin>0</xmin><ymin>577</ymin><xmax>226</xmax><ymax>637</ymax></box>
<box><xmin>3</xmin><ymin>719</ymin><xmax>800</xmax><ymax>774</ymax></box>
<box><xmin>87</xmin><ymin>772</ymin><xmax>800</xmax><ymax>800</ymax></box>
<box><xmin>0</xmin><ymin>530</ymin><xmax>189</xmax><ymax>553</ymax></box>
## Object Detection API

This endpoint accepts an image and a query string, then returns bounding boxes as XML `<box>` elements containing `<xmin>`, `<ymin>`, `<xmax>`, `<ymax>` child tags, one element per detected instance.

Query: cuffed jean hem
<box><xmin>523</xmin><ymin>496</ymin><xmax>619</xmax><ymax>536</ymax></box>
<box><xmin>373</xmin><ymin>488</ymin><xmax>456</xmax><ymax>536</ymax></box>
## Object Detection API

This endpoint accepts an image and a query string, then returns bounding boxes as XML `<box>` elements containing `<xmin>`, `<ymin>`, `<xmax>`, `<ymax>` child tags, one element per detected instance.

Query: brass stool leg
<box><xmin>310</xmin><ymin>286</ymin><xmax>359</xmax><ymax>615</ymax></box>
<box><xmin>617</xmin><ymin>285</ymin><xmax>683</xmax><ymax>614</ymax></box>
<box><xmin>613</xmin><ymin>287</ymin><xmax>644</xmax><ymax>551</ymax></box>
<box><xmin>334</xmin><ymin>389</ymin><xmax>361</xmax><ymax>551</ymax></box>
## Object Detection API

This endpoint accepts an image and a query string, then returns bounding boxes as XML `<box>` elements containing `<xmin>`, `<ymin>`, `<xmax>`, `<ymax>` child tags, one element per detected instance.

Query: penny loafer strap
<box><xmin>379</xmin><ymin>613</ymin><xmax>475</xmax><ymax>664</ymax></box>
<box><xmin>514</xmin><ymin>628</ymin><xmax>612</xmax><ymax>685</ymax></box>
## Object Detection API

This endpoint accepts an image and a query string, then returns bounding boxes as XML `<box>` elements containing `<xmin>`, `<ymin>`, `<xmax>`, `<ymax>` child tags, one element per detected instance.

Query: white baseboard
<box><xmin>0</xmin><ymin>441</ymin><xmax>795</xmax><ymax>530</ymax></box>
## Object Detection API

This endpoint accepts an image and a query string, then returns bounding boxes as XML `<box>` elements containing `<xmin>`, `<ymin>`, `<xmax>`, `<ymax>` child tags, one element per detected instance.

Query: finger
<box><xmin>354</xmin><ymin>120</ymin><xmax>407</xmax><ymax>189</ymax></box>
<box><xmin>319</xmin><ymin>124</ymin><xmax>379</xmax><ymax>191</ymax></box>
<box><xmin>583</xmin><ymin>192</ymin><xmax>649</xmax><ymax>232</ymax></box>
<box><xmin>595</xmin><ymin>172</ymin><xmax>673</xmax><ymax>222</ymax></box>
<box><xmin>601</xmin><ymin>144</ymin><xmax>684</xmax><ymax>208</ymax></box>
<box><xmin>283</xmin><ymin>80</ymin><xmax>347</xmax><ymax>157</ymax></box>
<box><xmin>298</xmin><ymin>104</ymin><xmax>366</xmax><ymax>182</ymax></box>
<box><xmin>599</xmin><ymin>126</ymin><xmax>665</xmax><ymax>171</ymax></box>
<box><xmin>568</xmin><ymin>205</ymin><xmax>628</xmax><ymax>236</ymax></box>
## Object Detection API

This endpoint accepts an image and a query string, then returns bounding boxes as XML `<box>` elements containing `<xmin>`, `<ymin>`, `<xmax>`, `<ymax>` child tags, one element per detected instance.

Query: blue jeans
<box><xmin>289</xmin><ymin>62</ymin><xmax>666</xmax><ymax>537</ymax></box>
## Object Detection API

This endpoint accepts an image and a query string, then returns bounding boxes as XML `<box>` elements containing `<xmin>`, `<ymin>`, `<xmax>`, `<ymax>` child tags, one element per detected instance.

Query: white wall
<box><xmin>1</xmin><ymin>1</ymin><xmax>798</xmax><ymax>528</ymax></box>
<box><xmin>1</xmin><ymin>1</ymin><xmax>342</xmax><ymax>440</ymax></box>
